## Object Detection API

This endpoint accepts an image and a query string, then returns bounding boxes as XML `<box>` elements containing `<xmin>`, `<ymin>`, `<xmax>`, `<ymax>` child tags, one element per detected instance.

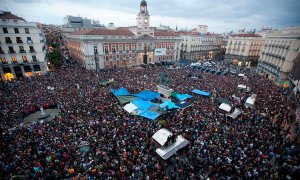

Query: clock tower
<box><xmin>136</xmin><ymin>0</ymin><xmax>150</xmax><ymax>28</ymax></box>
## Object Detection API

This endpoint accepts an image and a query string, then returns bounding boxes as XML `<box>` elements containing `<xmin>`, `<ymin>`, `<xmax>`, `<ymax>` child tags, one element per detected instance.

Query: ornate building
<box><xmin>65</xmin><ymin>0</ymin><xmax>181</xmax><ymax>70</ymax></box>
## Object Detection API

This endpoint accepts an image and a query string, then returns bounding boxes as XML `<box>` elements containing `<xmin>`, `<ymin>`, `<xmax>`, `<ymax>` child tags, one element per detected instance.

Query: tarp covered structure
<box><xmin>131</xmin><ymin>99</ymin><xmax>155</xmax><ymax>111</ymax></box>
<box><xmin>245</xmin><ymin>94</ymin><xmax>257</xmax><ymax>108</ymax></box>
<box><xmin>139</xmin><ymin>110</ymin><xmax>160</xmax><ymax>120</ymax></box>
<box><xmin>116</xmin><ymin>95</ymin><xmax>137</xmax><ymax>105</ymax></box>
<box><xmin>175</xmin><ymin>101</ymin><xmax>191</xmax><ymax>109</ymax></box>
<box><xmin>175</xmin><ymin>94</ymin><xmax>192</xmax><ymax>101</ymax></box>
<box><xmin>160</xmin><ymin>100</ymin><xmax>179</xmax><ymax>110</ymax></box>
<box><xmin>123</xmin><ymin>103</ymin><xmax>138</xmax><ymax>113</ymax></box>
<box><xmin>156</xmin><ymin>135</ymin><xmax>189</xmax><ymax>160</ymax></box>
<box><xmin>238</xmin><ymin>84</ymin><xmax>247</xmax><ymax>89</ymax></box>
<box><xmin>111</xmin><ymin>87</ymin><xmax>131</xmax><ymax>96</ymax></box>
<box><xmin>219</xmin><ymin>103</ymin><xmax>232</xmax><ymax>112</ymax></box>
<box><xmin>227</xmin><ymin>108</ymin><xmax>242</xmax><ymax>119</ymax></box>
<box><xmin>191</xmin><ymin>89</ymin><xmax>211</xmax><ymax>97</ymax></box>
<box><xmin>133</xmin><ymin>90</ymin><xmax>160</xmax><ymax>101</ymax></box>
<box><xmin>152</xmin><ymin>128</ymin><xmax>173</xmax><ymax>146</ymax></box>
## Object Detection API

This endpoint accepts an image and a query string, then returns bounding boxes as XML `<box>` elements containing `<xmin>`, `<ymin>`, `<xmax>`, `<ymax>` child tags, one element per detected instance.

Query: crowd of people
<box><xmin>0</xmin><ymin>61</ymin><xmax>299</xmax><ymax>179</ymax></box>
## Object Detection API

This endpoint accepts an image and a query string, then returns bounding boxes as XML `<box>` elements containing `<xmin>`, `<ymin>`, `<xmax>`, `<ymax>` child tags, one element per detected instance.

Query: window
<box><xmin>104</xmin><ymin>45</ymin><xmax>109</xmax><ymax>53</ymax></box>
<box><xmin>93</xmin><ymin>45</ymin><xmax>98</xmax><ymax>54</ymax></box>
<box><xmin>112</xmin><ymin>44</ymin><xmax>116</xmax><ymax>53</ymax></box>
<box><xmin>8</xmin><ymin>47</ymin><xmax>15</xmax><ymax>53</ymax></box>
<box><xmin>5</xmin><ymin>37</ymin><xmax>12</xmax><ymax>44</ymax></box>
<box><xmin>14</xmin><ymin>28</ymin><xmax>19</xmax><ymax>33</ymax></box>
<box><xmin>125</xmin><ymin>44</ymin><xmax>129</xmax><ymax>51</ymax></box>
<box><xmin>11</xmin><ymin>56</ymin><xmax>17</xmax><ymax>63</ymax></box>
<box><xmin>118</xmin><ymin>44</ymin><xmax>123</xmax><ymax>52</ymax></box>
<box><xmin>105</xmin><ymin>56</ymin><xmax>109</xmax><ymax>61</ymax></box>
<box><xmin>131</xmin><ymin>44</ymin><xmax>135</xmax><ymax>51</ymax></box>
<box><xmin>32</xmin><ymin>55</ymin><xmax>37</xmax><ymax>62</ymax></box>
<box><xmin>25</xmin><ymin>28</ymin><xmax>29</xmax><ymax>34</ymax></box>
<box><xmin>3</xmin><ymin>27</ymin><xmax>8</xmax><ymax>33</ymax></box>
<box><xmin>138</xmin><ymin>43</ymin><xmax>142</xmax><ymax>50</ymax></box>
<box><xmin>16</xmin><ymin>37</ymin><xmax>23</xmax><ymax>43</ymax></box>
<box><xmin>22</xmin><ymin>56</ymin><xmax>27</xmax><ymax>62</ymax></box>
<box><xmin>0</xmin><ymin>47</ymin><xmax>4</xmax><ymax>54</ymax></box>
<box><xmin>19</xmin><ymin>46</ymin><xmax>25</xmax><ymax>53</ymax></box>
<box><xmin>27</xmin><ymin>37</ymin><xmax>33</xmax><ymax>43</ymax></box>
<box><xmin>29</xmin><ymin>46</ymin><xmax>35</xmax><ymax>53</ymax></box>
<box><xmin>1</xmin><ymin>57</ymin><xmax>7</xmax><ymax>64</ymax></box>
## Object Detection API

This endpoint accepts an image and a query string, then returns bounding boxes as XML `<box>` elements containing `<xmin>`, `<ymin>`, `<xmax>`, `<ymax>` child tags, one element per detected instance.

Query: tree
<box><xmin>48</xmin><ymin>49</ymin><xmax>62</xmax><ymax>67</ymax></box>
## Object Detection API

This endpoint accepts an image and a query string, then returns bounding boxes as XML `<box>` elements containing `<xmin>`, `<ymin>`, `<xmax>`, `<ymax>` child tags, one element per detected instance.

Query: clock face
<box><xmin>144</xmin><ymin>18</ymin><xmax>148</xmax><ymax>23</ymax></box>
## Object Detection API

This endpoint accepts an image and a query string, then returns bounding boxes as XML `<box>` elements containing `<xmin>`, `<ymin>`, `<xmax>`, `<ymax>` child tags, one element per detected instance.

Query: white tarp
<box><xmin>219</xmin><ymin>103</ymin><xmax>232</xmax><ymax>112</ymax></box>
<box><xmin>238</xmin><ymin>74</ymin><xmax>245</xmax><ymax>77</ymax></box>
<box><xmin>156</xmin><ymin>135</ymin><xmax>189</xmax><ymax>160</ymax></box>
<box><xmin>245</xmin><ymin>94</ymin><xmax>257</xmax><ymax>107</ymax></box>
<box><xmin>155</xmin><ymin>48</ymin><xmax>167</xmax><ymax>56</ymax></box>
<box><xmin>232</xmin><ymin>95</ymin><xmax>241</xmax><ymax>102</ymax></box>
<box><xmin>238</xmin><ymin>84</ymin><xmax>247</xmax><ymax>89</ymax></box>
<box><xmin>227</xmin><ymin>108</ymin><xmax>242</xmax><ymax>119</ymax></box>
<box><xmin>152</xmin><ymin>128</ymin><xmax>173</xmax><ymax>146</ymax></box>
<box><xmin>123</xmin><ymin>103</ymin><xmax>138</xmax><ymax>113</ymax></box>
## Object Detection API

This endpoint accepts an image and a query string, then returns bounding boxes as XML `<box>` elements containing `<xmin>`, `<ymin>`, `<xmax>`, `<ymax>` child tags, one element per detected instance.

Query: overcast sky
<box><xmin>1</xmin><ymin>0</ymin><xmax>300</xmax><ymax>33</ymax></box>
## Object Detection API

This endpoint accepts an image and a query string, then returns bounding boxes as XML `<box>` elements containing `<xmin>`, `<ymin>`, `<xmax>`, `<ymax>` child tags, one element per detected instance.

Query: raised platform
<box><xmin>24</xmin><ymin>109</ymin><xmax>60</xmax><ymax>124</ymax></box>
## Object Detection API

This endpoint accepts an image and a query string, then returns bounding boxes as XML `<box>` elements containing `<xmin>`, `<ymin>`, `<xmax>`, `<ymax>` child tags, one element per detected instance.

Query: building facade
<box><xmin>65</xmin><ymin>0</ymin><xmax>182</xmax><ymax>70</ymax></box>
<box><xmin>225</xmin><ymin>34</ymin><xmax>264</xmax><ymax>66</ymax></box>
<box><xmin>62</xmin><ymin>15</ymin><xmax>105</xmax><ymax>33</ymax></box>
<box><xmin>178</xmin><ymin>31</ymin><xmax>223</xmax><ymax>61</ymax></box>
<box><xmin>0</xmin><ymin>11</ymin><xmax>47</xmax><ymax>81</ymax></box>
<box><xmin>257</xmin><ymin>26</ymin><xmax>300</xmax><ymax>82</ymax></box>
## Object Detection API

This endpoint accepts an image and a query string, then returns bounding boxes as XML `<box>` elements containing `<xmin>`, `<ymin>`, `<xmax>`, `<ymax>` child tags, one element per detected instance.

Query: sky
<box><xmin>1</xmin><ymin>0</ymin><xmax>300</xmax><ymax>33</ymax></box>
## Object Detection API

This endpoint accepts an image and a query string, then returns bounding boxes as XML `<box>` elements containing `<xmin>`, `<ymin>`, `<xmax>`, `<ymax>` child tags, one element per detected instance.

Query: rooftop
<box><xmin>0</xmin><ymin>11</ymin><xmax>24</xmax><ymax>21</ymax></box>
<box><xmin>70</xmin><ymin>29</ymin><xmax>135</xmax><ymax>36</ymax></box>
<box><xmin>231</xmin><ymin>34</ymin><xmax>262</xmax><ymax>37</ymax></box>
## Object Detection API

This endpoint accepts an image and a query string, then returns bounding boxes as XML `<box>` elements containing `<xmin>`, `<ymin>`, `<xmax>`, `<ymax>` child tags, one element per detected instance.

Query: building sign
<box><xmin>155</xmin><ymin>48</ymin><xmax>166</xmax><ymax>56</ymax></box>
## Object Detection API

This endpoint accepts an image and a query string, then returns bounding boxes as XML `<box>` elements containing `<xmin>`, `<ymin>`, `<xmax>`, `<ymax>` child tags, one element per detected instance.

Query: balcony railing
<box><xmin>27</xmin><ymin>40</ymin><xmax>33</xmax><ymax>44</ymax></box>
<box><xmin>6</xmin><ymin>40</ymin><xmax>12</xmax><ymax>44</ymax></box>
<box><xmin>17</xmin><ymin>40</ymin><xmax>23</xmax><ymax>44</ymax></box>
<box><xmin>9</xmin><ymin>50</ymin><xmax>16</xmax><ymax>54</ymax></box>
<box><xmin>29</xmin><ymin>50</ymin><xmax>36</xmax><ymax>53</ymax></box>
<box><xmin>0</xmin><ymin>50</ymin><xmax>5</xmax><ymax>54</ymax></box>
<box><xmin>19</xmin><ymin>50</ymin><xmax>26</xmax><ymax>53</ymax></box>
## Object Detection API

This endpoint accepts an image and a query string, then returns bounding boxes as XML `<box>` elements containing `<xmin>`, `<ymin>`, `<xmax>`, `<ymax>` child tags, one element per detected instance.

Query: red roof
<box><xmin>154</xmin><ymin>31</ymin><xmax>178</xmax><ymax>37</ymax></box>
<box><xmin>0</xmin><ymin>11</ymin><xmax>24</xmax><ymax>20</ymax></box>
<box><xmin>231</xmin><ymin>34</ymin><xmax>261</xmax><ymax>37</ymax></box>
<box><xmin>71</xmin><ymin>29</ymin><xmax>135</xmax><ymax>36</ymax></box>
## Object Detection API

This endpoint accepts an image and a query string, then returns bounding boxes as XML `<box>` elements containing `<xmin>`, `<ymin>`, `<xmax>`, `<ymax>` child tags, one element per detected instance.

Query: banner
<box><xmin>155</xmin><ymin>48</ymin><xmax>166</xmax><ymax>56</ymax></box>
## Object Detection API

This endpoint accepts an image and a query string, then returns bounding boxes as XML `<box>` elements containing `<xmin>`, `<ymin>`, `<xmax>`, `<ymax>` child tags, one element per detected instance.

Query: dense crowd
<box><xmin>0</xmin><ymin>63</ymin><xmax>299</xmax><ymax>179</ymax></box>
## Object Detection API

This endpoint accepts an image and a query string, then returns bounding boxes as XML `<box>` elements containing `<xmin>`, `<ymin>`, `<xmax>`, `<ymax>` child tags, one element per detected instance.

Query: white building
<box><xmin>257</xmin><ymin>26</ymin><xmax>300</xmax><ymax>82</ymax></box>
<box><xmin>0</xmin><ymin>11</ymin><xmax>47</xmax><ymax>81</ymax></box>
<box><xmin>178</xmin><ymin>31</ymin><xmax>223</xmax><ymax>61</ymax></box>
<box><xmin>62</xmin><ymin>15</ymin><xmax>105</xmax><ymax>33</ymax></box>
<box><xmin>225</xmin><ymin>34</ymin><xmax>264</xmax><ymax>66</ymax></box>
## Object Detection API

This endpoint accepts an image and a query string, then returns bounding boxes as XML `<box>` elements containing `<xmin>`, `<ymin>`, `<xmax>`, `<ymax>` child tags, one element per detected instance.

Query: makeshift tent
<box><xmin>134</xmin><ymin>90</ymin><xmax>160</xmax><ymax>101</ymax></box>
<box><xmin>238</xmin><ymin>74</ymin><xmax>245</xmax><ymax>77</ymax></box>
<box><xmin>155</xmin><ymin>135</ymin><xmax>189</xmax><ymax>160</ymax></box>
<box><xmin>232</xmin><ymin>95</ymin><xmax>242</xmax><ymax>102</ymax></box>
<box><xmin>139</xmin><ymin>110</ymin><xmax>160</xmax><ymax>120</ymax></box>
<box><xmin>245</xmin><ymin>94</ymin><xmax>257</xmax><ymax>108</ymax></box>
<box><xmin>111</xmin><ymin>87</ymin><xmax>130</xmax><ymax>96</ymax></box>
<box><xmin>175</xmin><ymin>94</ymin><xmax>192</xmax><ymax>101</ymax></box>
<box><xmin>116</xmin><ymin>95</ymin><xmax>137</xmax><ymax>104</ymax></box>
<box><xmin>160</xmin><ymin>100</ymin><xmax>179</xmax><ymax>110</ymax></box>
<box><xmin>238</xmin><ymin>84</ymin><xmax>247</xmax><ymax>89</ymax></box>
<box><xmin>191</xmin><ymin>89</ymin><xmax>211</xmax><ymax>97</ymax></box>
<box><xmin>227</xmin><ymin>108</ymin><xmax>242</xmax><ymax>119</ymax></box>
<box><xmin>219</xmin><ymin>103</ymin><xmax>232</xmax><ymax>112</ymax></box>
<box><xmin>131</xmin><ymin>99</ymin><xmax>155</xmax><ymax>111</ymax></box>
<box><xmin>175</xmin><ymin>101</ymin><xmax>191</xmax><ymax>109</ymax></box>
<box><xmin>123</xmin><ymin>103</ymin><xmax>138</xmax><ymax>113</ymax></box>
<box><xmin>152</xmin><ymin>128</ymin><xmax>173</xmax><ymax>146</ymax></box>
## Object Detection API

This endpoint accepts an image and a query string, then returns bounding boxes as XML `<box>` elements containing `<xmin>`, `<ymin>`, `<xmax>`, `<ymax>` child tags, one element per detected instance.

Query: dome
<box><xmin>141</xmin><ymin>0</ymin><xmax>147</xmax><ymax>6</ymax></box>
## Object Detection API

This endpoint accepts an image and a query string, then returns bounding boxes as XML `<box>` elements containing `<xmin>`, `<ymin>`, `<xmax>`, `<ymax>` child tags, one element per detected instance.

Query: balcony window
<box><xmin>14</xmin><ymin>28</ymin><xmax>19</xmax><ymax>33</ymax></box>
<box><xmin>27</xmin><ymin>37</ymin><xmax>33</xmax><ymax>43</ymax></box>
<box><xmin>118</xmin><ymin>44</ymin><xmax>123</xmax><ymax>52</ymax></box>
<box><xmin>3</xmin><ymin>27</ymin><xmax>8</xmax><ymax>33</ymax></box>
<box><xmin>11</xmin><ymin>56</ymin><xmax>17</xmax><ymax>63</ymax></box>
<box><xmin>8</xmin><ymin>47</ymin><xmax>15</xmax><ymax>54</ymax></box>
<box><xmin>16</xmin><ymin>37</ymin><xmax>23</xmax><ymax>44</ymax></box>
<box><xmin>22</xmin><ymin>56</ymin><xmax>28</xmax><ymax>62</ymax></box>
<box><xmin>112</xmin><ymin>45</ymin><xmax>116</xmax><ymax>53</ymax></box>
<box><xmin>19</xmin><ymin>46</ymin><xmax>26</xmax><ymax>53</ymax></box>
<box><xmin>29</xmin><ymin>46</ymin><xmax>35</xmax><ymax>53</ymax></box>
<box><xmin>25</xmin><ymin>28</ymin><xmax>29</xmax><ymax>34</ymax></box>
<box><xmin>5</xmin><ymin>37</ymin><xmax>12</xmax><ymax>44</ymax></box>
<box><xmin>32</xmin><ymin>55</ymin><xmax>37</xmax><ymax>62</ymax></box>
<box><xmin>1</xmin><ymin>57</ymin><xmax>7</xmax><ymax>64</ymax></box>
<box><xmin>0</xmin><ymin>47</ymin><xmax>4</xmax><ymax>54</ymax></box>
<box><xmin>104</xmin><ymin>46</ymin><xmax>109</xmax><ymax>54</ymax></box>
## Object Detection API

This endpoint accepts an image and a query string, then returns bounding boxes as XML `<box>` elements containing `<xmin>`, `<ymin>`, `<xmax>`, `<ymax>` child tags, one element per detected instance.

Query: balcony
<box><xmin>27</xmin><ymin>40</ymin><xmax>33</xmax><ymax>44</ymax></box>
<box><xmin>104</xmin><ymin>51</ymin><xmax>109</xmax><ymax>54</ymax></box>
<box><xmin>9</xmin><ymin>50</ymin><xmax>16</xmax><ymax>54</ymax></box>
<box><xmin>6</xmin><ymin>40</ymin><xmax>12</xmax><ymax>44</ymax></box>
<box><xmin>29</xmin><ymin>50</ymin><xmax>36</xmax><ymax>53</ymax></box>
<box><xmin>19</xmin><ymin>50</ymin><xmax>26</xmax><ymax>53</ymax></box>
<box><xmin>0</xmin><ymin>50</ymin><xmax>5</xmax><ymax>54</ymax></box>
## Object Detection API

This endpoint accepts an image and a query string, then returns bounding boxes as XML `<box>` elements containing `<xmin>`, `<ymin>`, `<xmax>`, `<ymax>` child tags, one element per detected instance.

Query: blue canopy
<box><xmin>192</xmin><ymin>89</ymin><xmax>211</xmax><ymax>97</ymax></box>
<box><xmin>139</xmin><ymin>110</ymin><xmax>160</xmax><ymax>120</ymax></box>
<box><xmin>111</xmin><ymin>87</ymin><xmax>130</xmax><ymax>96</ymax></box>
<box><xmin>133</xmin><ymin>90</ymin><xmax>160</xmax><ymax>101</ymax></box>
<box><xmin>131</xmin><ymin>99</ymin><xmax>155</xmax><ymax>111</ymax></box>
<box><xmin>160</xmin><ymin>100</ymin><xmax>179</xmax><ymax>110</ymax></box>
<box><xmin>175</xmin><ymin>101</ymin><xmax>192</xmax><ymax>109</ymax></box>
<box><xmin>176</xmin><ymin>94</ymin><xmax>192</xmax><ymax>101</ymax></box>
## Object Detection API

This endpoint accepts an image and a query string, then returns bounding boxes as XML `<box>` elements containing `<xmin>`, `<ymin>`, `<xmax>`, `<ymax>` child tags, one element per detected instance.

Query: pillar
<box><xmin>20</xmin><ymin>66</ymin><xmax>26</xmax><ymax>77</ymax></box>
<box><xmin>10</xmin><ymin>66</ymin><xmax>16</xmax><ymax>79</ymax></box>
<box><xmin>0</xmin><ymin>67</ymin><xmax>4</xmax><ymax>81</ymax></box>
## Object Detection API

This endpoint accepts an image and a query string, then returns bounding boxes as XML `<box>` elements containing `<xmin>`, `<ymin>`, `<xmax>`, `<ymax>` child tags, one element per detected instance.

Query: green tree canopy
<box><xmin>49</xmin><ymin>49</ymin><xmax>62</xmax><ymax>67</ymax></box>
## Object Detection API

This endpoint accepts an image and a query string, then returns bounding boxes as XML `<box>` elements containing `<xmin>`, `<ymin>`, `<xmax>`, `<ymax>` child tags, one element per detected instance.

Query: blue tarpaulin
<box><xmin>131</xmin><ymin>99</ymin><xmax>155</xmax><ymax>111</ymax></box>
<box><xmin>134</xmin><ymin>90</ymin><xmax>160</xmax><ymax>101</ymax></box>
<box><xmin>160</xmin><ymin>100</ymin><xmax>179</xmax><ymax>110</ymax></box>
<box><xmin>176</xmin><ymin>94</ymin><xmax>192</xmax><ymax>101</ymax></box>
<box><xmin>111</xmin><ymin>87</ymin><xmax>130</xmax><ymax>96</ymax></box>
<box><xmin>192</xmin><ymin>89</ymin><xmax>211</xmax><ymax>97</ymax></box>
<box><xmin>175</xmin><ymin>101</ymin><xmax>192</xmax><ymax>109</ymax></box>
<box><xmin>139</xmin><ymin>110</ymin><xmax>160</xmax><ymax>120</ymax></box>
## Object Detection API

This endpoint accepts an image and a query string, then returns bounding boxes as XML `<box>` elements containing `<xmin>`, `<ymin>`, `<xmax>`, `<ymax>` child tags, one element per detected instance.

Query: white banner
<box><xmin>155</xmin><ymin>48</ymin><xmax>166</xmax><ymax>56</ymax></box>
